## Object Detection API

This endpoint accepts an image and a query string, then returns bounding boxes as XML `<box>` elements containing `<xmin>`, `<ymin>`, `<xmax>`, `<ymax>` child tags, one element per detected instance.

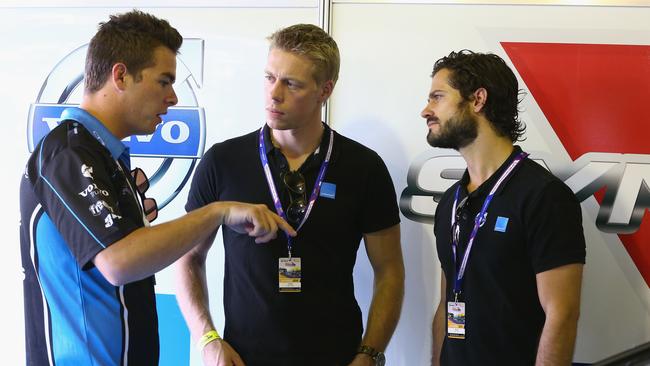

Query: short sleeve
<box><xmin>359</xmin><ymin>151</ymin><xmax>400</xmax><ymax>234</ymax></box>
<box><xmin>526</xmin><ymin>180</ymin><xmax>586</xmax><ymax>273</ymax></box>
<box><xmin>185</xmin><ymin>144</ymin><xmax>221</xmax><ymax>212</ymax></box>
<box><xmin>34</xmin><ymin>142</ymin><xmax>140</xmax><ymax>268</ymax></box>
<box><xmin>433</xmin><ymin>191</ymin><xmax>448</xmax><ymax>241</ymax></box>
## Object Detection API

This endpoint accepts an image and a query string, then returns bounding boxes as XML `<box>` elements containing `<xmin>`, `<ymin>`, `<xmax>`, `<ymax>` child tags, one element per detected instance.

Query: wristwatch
<box><xmin>357</xmin><ymin>345</ymin><xmax>386</xmax><ymax>366</ymax></box>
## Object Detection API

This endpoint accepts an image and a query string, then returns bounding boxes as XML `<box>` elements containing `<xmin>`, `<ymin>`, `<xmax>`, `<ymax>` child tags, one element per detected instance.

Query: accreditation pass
<box><xmin>279</xmin><ymin>257</ymin><xmax>301</xmax><ymax>293</ymax></box>
<box><xmin>447</xmin><ymin>301</ymin><xmax>466</xmax><ymax>339</ymax></box>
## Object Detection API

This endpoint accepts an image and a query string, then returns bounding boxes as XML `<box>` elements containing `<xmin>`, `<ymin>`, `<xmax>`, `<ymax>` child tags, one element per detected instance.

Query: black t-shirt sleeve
<box><xmin>34</xmin><ymin>143</ymin><xmax>139</xmax><ymax>268</ymax></box>
<box><xmin>526</xmin><ymin>179</ymin><xmax>587</xmax><ymax>273</ymax></box>
<box><xmin>434</xmin><ymin>188</ymin><xmax>454</xmax><ymax>276</ymax></box>
<box><xmin>185</xmin><ymin>144</ymin><xmax>221</xmax><ymax>212</ymax></box>
<box><xmin>433</xmin><ymin>194</ymin><xmax>445</xmax><ymax>240</ymax></box>
<box><xmin>359</xmin><ymin>151</ymin><xmax>400</xmax><ymax>234</ymax></box>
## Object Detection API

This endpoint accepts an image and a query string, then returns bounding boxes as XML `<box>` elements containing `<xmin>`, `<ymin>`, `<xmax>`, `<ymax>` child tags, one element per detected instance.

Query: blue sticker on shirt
<box><xmin>320</xmin><ymin>182</ymin><xmax>336</xmax><ymax>199</ymax></box>
<box><xmin>494</xmin><ymin>216</ymin><xmax>509</xmax><ymax>232</ymax></box>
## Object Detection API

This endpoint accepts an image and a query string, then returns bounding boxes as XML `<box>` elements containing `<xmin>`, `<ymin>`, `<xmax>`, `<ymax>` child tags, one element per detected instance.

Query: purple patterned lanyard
<box><xmin>450</xmin><ymin>152</ymin><xmax>528</xmax><ymax>300</ymax></box>
<box><xmin>259</xmin><ymin>127</ymin><xmax>334</xmax><ymax>258</ymax></box>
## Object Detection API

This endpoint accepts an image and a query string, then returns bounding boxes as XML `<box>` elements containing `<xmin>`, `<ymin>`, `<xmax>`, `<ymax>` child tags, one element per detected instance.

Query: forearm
<box><xmin>361</xmin><ymin>264</ymin><xmax>405</xmax><ymax>351</ymax></box>
<box><xmin>431</xmin><ymin>300</ymin><xmax>446</xmax><ymax>366</ymax></box>
<box><xmin>175</xmin><ymin>250</ymin><xmax>216</xmax><ymax>340</ymax></box>
<box><xmin>535</xmin><ymin>263</ymin><xmax>583</xmax><ymax>366</ymax></box>
<box><xmin>535</xmin><ymin>312</ymin><xmax>579</xmax><ymax>365</ymax></box>
<box><xmin>97</xmin><ymin>201</ymin><xmax>227</xmax><ymax>284</ymax></box>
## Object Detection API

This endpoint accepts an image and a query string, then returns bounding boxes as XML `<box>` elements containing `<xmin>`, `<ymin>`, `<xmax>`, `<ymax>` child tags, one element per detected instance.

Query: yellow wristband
<box><xmin>198</xmin><ymin>330</ymin><xmax>221</xmax><ymax>350</ymax></box>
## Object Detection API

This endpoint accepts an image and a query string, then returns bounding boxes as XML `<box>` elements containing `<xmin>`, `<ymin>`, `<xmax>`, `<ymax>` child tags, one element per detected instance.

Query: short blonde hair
<box><xmin>268</xmin><ymin>24</ymin><xmax>340</xmax><ymax>85</ymax></box>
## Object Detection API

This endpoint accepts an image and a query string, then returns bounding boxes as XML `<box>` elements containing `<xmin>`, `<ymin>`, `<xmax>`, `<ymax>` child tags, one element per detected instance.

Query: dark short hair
<box><xmin>432</xmin><ymin>50</ymin><xmax>525</xmax><ymax>142</ymax></box>
<box><xmin>85</xmin><ymin>10</ymin><xmax>182</xmax><ymax>93</ymax></box>
<box><xmin>267</xmin><ymin>24</ymin><xmax>340</xmax><ymax>85</ymax></box>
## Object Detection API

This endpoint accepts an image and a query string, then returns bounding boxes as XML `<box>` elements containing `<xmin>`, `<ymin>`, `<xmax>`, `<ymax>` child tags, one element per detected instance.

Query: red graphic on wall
<box><xmin>502</xmin><ymin>42</ymin><xmax>650</xmax><ymax>287</ymax></box>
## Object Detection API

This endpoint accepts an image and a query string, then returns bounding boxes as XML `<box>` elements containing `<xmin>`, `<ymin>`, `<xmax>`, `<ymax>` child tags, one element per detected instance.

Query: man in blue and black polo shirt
<box><xmin>423</xmin><ymin>50</ymin><xmax>586</xmax><ymax>365</ymax></box>
<box><xmin>175</xmin><ymin>24</ymin><xmax>405</xmax><ymax>366</ymax></box>
<box><xmin>19</xmin><ymin>10</ymin><xmax>293</xmax><ymax>366</ymax></box>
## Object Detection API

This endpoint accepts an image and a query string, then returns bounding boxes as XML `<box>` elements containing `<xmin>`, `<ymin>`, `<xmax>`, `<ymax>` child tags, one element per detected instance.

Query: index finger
<box><xmin>272</xmin><ymin>213</ymin><xmax>296</xmax><ymax>237</ymax></box>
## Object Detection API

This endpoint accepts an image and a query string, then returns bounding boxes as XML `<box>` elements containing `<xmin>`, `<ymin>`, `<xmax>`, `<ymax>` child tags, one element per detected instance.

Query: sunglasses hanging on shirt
<box><xmin>282</xmin><ymin>170</ymin><xmax>307</xmax><ymax>225</ymax></box>
<box><xmin>130</xmin><ymin>167</ymin><xmax>158</xmax><ymax>223</ymax></box>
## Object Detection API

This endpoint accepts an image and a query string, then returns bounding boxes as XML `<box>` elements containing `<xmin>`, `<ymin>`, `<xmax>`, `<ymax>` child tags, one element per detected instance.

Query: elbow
<box><xmin>394</xmin><ymin>267</ymin><xmax>406</xmax><ymax>298</ymax></box>
<box><xmin>102</xmin><ymin>270</ymin><xmax>129</xmax><ymax>287</ymax></box>
<box><xmin>98</xmin><ymin>262</ymin><xmax>131</xmax><ymax>286</ymax></box>
<box><xmin>397</xmin><ymin>262</ymin><xmax>406</xmax><ymax>283</ymax></box>
<box><xmin>378</xmin><ymin>262</ymin><xmax>405</xmax><ymax>298</ymax></box>
<box><xmin>545</xmin><ymin>303</ymin><xmax>581</xmax><ymax>328</ymax></box>
<box><xmin>568</xmin><ymin>306</ymin><xmax>581</xmax><ymax>325</ymax></box>
<box><xmin>391</xmin><ymin>261</ymin><xmax>406</xmax><ymax>291</ymax></box>
<box><xmin>380</xmin><ymin>256</ymin><xmax>405</xmax><ymax>283</ymax></box>
<box><xmin>93</xmin><ymin>250</ymin><xmax>133</xmax><ymax>286</ymax></box>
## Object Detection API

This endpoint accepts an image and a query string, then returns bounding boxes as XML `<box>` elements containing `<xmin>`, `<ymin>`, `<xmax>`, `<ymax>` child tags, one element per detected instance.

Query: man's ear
<box><xmin>318</xmin><ymin>80</ymin><xmax>334</xmax><ymax>105</ymax></box>
<box><xmin>472</xmin><ymin>87</ymin><xmax>487</xmax><ymax>113</ymax></box>
<box><xmin>111</xmin><ymin>63</ymin><xmax>129</xmax><ymax>91</ymax></box>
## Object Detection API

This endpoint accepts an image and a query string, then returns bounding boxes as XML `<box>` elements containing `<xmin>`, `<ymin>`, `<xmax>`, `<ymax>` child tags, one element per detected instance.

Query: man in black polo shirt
<box><xmin>176</xmin><ymin>24</ymin><xmax>405</xmax><ymax>366</ymax></box>
<box><xmin>423</xmin><ymin>50</ymin><xmax>586</xmax><ymax>366</ymax></box>
<box><xmin>19</xmin><ymin>10</ymin><xmax>292</xmax><ymax>366</ymax></box>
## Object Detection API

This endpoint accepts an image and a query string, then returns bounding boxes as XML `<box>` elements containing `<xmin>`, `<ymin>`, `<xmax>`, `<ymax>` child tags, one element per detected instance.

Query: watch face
<box><xmin>374</xmin><ymin>352</ymin><xmax>386</xmax><ymax>366</ymax></box>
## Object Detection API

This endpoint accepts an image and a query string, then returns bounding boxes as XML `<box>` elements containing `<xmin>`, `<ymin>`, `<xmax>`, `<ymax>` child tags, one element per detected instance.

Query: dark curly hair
<box><xmin>432</xmin><ymin>50</ymin><xmax>525</xmax><ymax>142</ymax></box>
<box><xmin>85</xmin><ymin>10</ymin><xmax>183</xmax><ymax>93</ymax></box>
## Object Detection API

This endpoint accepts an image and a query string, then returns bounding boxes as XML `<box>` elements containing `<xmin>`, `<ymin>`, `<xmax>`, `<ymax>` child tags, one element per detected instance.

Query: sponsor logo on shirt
<box><xmin>104</xmin><ymin>213</ymin><xmax>122</xmax><ymax>228</ymax></box>
<box><xmin>78</xmin><ymin>183</ymin><xmax>110</xmax><ymax>198</ymax></box>
<box><xmin>89</xmin><ymin>200</ymin><xmax>112</xmax><ymax>216</ymax></box>
<box><xmin>81</xmin><ymin>164</ymin><xmax>94</xmax><ymax>179</ymax></box>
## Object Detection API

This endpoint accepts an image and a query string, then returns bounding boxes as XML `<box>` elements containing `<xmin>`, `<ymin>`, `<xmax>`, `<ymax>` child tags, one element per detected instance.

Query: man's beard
<box><xmin>427</xmin><ymin>102</ymin><xmax>478</xmax><ymax>150</ymax></box>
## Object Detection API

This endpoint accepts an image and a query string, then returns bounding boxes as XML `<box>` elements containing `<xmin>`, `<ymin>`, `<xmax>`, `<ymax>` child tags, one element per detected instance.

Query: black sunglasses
<box><xmin>282</xmin><ymin>170</ymin><xmax>307</xmax><ymax>224</ymax></box>
<box><xmin>131</xmin><ymin>168</ymin><xmax>158</xmax><ymax>223</ymax></box>
<box><xmin>451</xmin><ymin>196</ymin><xmax>468</xmax><ymax>245</ymax></box>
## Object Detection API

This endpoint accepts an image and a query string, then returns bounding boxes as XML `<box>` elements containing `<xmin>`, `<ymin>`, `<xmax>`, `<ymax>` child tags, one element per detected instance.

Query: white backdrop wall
<box><xmin>2</xmin><ymin>1</ymin><xmax>649</xmax><ymax>365</ymax></box>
